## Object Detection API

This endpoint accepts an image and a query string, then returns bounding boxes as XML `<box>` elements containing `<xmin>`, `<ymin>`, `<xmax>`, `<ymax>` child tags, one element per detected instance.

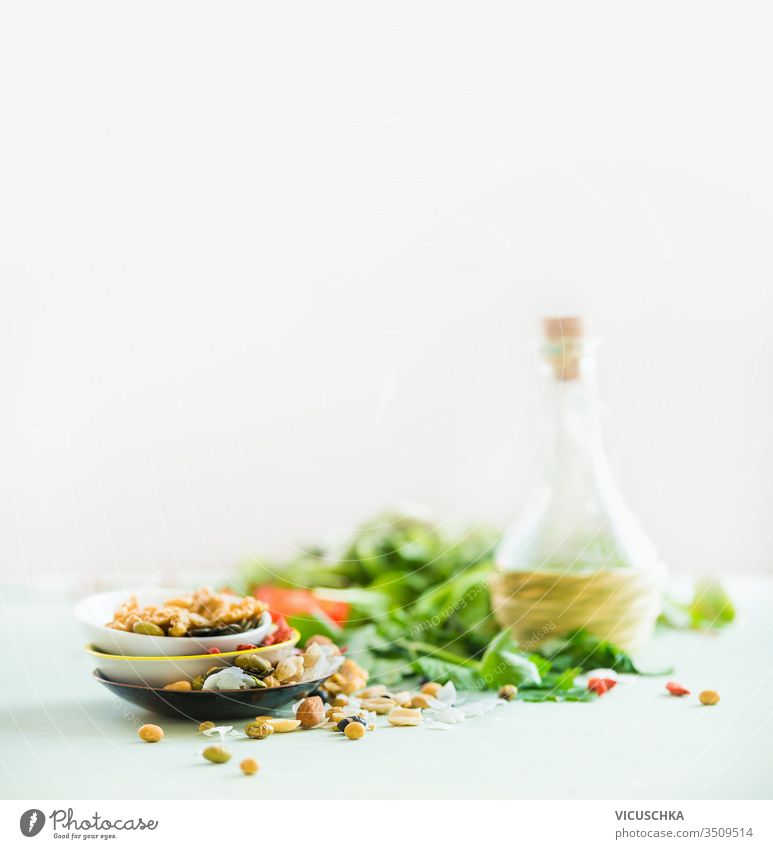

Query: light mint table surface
<box><xmin>1</xmin><ymin>577</ymin><xmax>771</xmax><ymax>800</ymax></box>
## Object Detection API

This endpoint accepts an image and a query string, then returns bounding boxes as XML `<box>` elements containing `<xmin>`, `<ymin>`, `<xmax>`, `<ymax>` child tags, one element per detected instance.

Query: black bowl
<box><xmin>93</xmin><ymin>671</ymin><xmax>326</xmax><ymax>721</ymax></box>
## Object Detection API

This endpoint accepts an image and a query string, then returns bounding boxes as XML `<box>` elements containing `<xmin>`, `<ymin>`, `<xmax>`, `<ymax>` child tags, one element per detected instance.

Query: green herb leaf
<box><xmin>689</xmin><ymin>579</ymin><xmax>736</xmax><ymax>629</ymax></box>
<box><xmin>411</xmin><ymin>656</ymin><xmax>484</xmax><ymax>691</ymax></box>
<box><xmin>516</xmin><ymin>686</ymin><xmax>595</xmax><ymax>702</ymax></box>
<box><xmin>480</xmin><ymin>630</ymin><xmax>542</xmax><ymax>688</ymax></box>
<box><xmin>659</xmin><ymin>579</ymin><xmax>736</xmax><ymax>631</ymax></box>
<box><xmin>537</xmin><ymin>628</ymin><xmax>639</xmax><ymax>674</ymax></box>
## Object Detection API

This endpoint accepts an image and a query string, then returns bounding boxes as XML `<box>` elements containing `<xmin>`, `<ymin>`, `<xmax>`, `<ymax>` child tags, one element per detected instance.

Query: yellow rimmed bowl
<box><xmin>84</xmin><ymin>629</ymin><xmax>300</xmax><ymax>688</ymax></box>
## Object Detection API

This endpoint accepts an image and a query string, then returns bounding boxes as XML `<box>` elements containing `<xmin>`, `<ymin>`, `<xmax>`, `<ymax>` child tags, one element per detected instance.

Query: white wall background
<box><xmin>2</xmin><ymin>0</ymin><xmax>772</xmax><ymax>589</ymax></box>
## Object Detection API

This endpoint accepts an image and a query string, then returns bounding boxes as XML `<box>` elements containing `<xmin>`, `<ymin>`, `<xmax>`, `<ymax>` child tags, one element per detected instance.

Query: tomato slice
<box><xmin>253</xmin><ymin>585</ymin><xmax>349</xmax><ymax>626</ymax></box>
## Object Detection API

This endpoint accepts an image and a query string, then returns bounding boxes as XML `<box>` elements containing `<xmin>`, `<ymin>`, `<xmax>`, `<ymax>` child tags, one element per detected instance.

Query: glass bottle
<box><xmin>490</xmin><ymin>317</ymin><xmax>666</xmax><ymax>653</ymax></box>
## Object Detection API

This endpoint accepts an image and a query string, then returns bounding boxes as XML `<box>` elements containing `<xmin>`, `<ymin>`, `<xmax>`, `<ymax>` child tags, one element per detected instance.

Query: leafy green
<box><xmin>659</xmin><ymin>579</ymin><xmax>736</xmax><ymax>631</ymax></box>
<box><xmin>479</xmin><ymin>630</ymin><xmax>542</xmax><ymax>688</ymax></box>
<box><xmin>241</xmin><ymin>512</ymin><xmax>730</xmax><ymax>695</ymax></box>
<box><xmin>538</xmin><ymin>628</ymin><xmax>641</xmax><ymax>674</ymax></box>
<box><xmin>411</xmin><ymin>656</ymin><xmax>485</xmax><ymax>691</ymax></box>
<box><xmin>242</xmin><ymin>512</ymin><xmax>501</xmax><ymax>660</ymax></box>
<box><xmin>516</xmin><ymin>687</ymin><xmax>595</xmax><ymax>703</ymax></box>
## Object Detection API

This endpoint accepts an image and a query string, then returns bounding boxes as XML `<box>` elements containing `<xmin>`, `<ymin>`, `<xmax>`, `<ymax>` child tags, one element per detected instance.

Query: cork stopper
<box><xmin>542</xmin><ymin>316</ymin><xmax>584</xmax><ymax>380</ymax></box>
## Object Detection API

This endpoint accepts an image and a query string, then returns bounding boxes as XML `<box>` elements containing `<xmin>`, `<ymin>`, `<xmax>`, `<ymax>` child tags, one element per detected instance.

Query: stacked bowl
<box><xmin>75</xmin><ymin>587</ymin><xmax>312</xmax><ymax>720</ymax></box>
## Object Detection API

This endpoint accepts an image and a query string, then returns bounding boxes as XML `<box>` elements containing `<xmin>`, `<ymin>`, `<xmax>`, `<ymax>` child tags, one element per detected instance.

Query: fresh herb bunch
<box><xmin>243</xmin><ymin>513</ymin><xmax>502</xmax><ymax>659</ymax></box>
<box><xmin>241</xmin><ymin>514</ymin><xmax>619</xmax><ymax>697</ymax></box>
<box><xmin>240</xmin><ymin>512</ymin><xmax>731</xmax><ymax>697</ymax></box>
<box><xmin>658</xmin><ymin>579</ymin><xmax>735</xmax><ymax>631</ymax></box>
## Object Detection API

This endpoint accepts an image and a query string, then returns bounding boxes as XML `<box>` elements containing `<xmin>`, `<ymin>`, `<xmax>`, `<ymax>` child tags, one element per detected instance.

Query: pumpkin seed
<box><xmin>132</xmin><ymin>621</ymin><xmax>165</xmax><ymax>637</ymax></box>
<box><xmin>235</xmin><ymin>653</ymin><xmax>272</xmax><ymax>674</ymax></box>
<box><xmin>202</xmin><ymin>745</ymin><xmax>231</xmax><ymax>764</ymax></box>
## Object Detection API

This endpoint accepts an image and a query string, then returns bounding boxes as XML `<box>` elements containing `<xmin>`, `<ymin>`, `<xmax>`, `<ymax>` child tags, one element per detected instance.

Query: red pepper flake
<box><xmin>236</xmin><ymin>643</ymin><xmax>257</xmax><ymax>651</ymax></box>
<box><xmin>666</xmin><ymin>681</ymin><xmax>690</xmax><ymax>696</ymax></box>
<box><xmin>587</xmin><ymin>677</ymin><xmax>617</xmax><ymax>696</ymax></box>
<box><xmin>206</xmin><ymin>647</ymin><xmax>222</xmax><ymax>654</ymax></box>
<box><xmin>261</xmin><ymin>615</ymin><xmax>294</xmax><ymax>646</ymax></box>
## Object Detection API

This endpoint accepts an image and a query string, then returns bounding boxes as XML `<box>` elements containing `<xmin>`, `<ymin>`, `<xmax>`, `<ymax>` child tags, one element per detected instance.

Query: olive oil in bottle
<box><xmin>490</xmin><ymin>317</ymin><xmax>666</xmax><ymax>652</ymax></box>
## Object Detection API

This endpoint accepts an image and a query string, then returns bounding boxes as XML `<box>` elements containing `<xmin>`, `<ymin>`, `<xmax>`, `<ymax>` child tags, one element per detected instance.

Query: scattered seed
<box><xmin>498</xmin><ymin>684</ymin><xmax>518</xmax><ymax>701</ymax></box>
<box><xmin>699</xmin><ymin>690</ymin><xmax>720</xmax><ymax>706</ymax></box>
<box><xmin>359</xmin><ymin>697</ymin><xmax>396</xmax><ymax>714</ymax></box>
<box><xmin>388</xmin><ymin>708</ymin><xmax>422</xmax><ymax>727</ymax></box>
<box><xmin>198</xmin><ymin>721</ymin><xmax>215</xmax><ymax>733</ymax></box>
<box><xmin>138</xmin><ymin>724</ymin><xmax>164</xmax><ymax>743</ymax></box>
<box><xmin>254</xmin><ymin>717</ymin><xmax>301</xmax><ymax>733</ymax></box>
<box><xmin>344</xmin><ymin>721</ymin><xmax>366</xmax><ymax>740</ymax></box>
<box><xmin>202</xmin><ymin>745</ymin><xmax>231</xmax><ymax>763</ymax></box>
<box><xmin>240</xmin><ymin>757</ymin><xmax>260</xmax><ymax>775</ymax></box>
<box><xmin>244</xmin><ymin>721</ymin><xmax>274</xmax><ymax>739</ymax></box>
<box><xmin>336</xmin><ymin>716</ymin><xmax>367</xmax><ymax>733</ymax></box>
<box><xmin>296</xmin><ymin>696</ymin><xmax>326</xmax><ymax>728</ymax></box>
<box><xmin>666</xmin><ymin>682</ymin><xmax>690</xmax><ymax>696</ymax></box>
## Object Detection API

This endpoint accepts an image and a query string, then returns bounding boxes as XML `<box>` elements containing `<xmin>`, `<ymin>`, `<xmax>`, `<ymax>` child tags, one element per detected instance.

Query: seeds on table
<box><xmin>359</xmin><ymin>696</ymin><xmax>396</xmax><ymax>715</ymax></box>
<box><xmin>202</xmin><ymin>745</ymin><xmax>231</xmax><ymax>764</ymax></box>
<box><xmin>392</xmin><ymin>691</ymin><xmax>413</xmax><ymax>707</ymax></box>
<box><xmin>254</xmin><ymin>717</ymin><xmax>301</xmax><ymax>733</ymax></box>
<box><xmin>409</xmin><ymin>693</ymin><xmax>435</xmax><ymax>709</ymax></box>
<box><xmin>420</xmin><ymin>682</ymin><xmax>442</xmax><ymax>697</ymax></box>
<box><xmin>138</xmin><ymin>724</ymin><xmax>164</xmax><ymax>743</ymax></box>
<box><xmin>240</xmin><ymin>758</ymin><xmax>260</xmax><ymax>775</ymax></box>
<box><xmin>296</xmin><ymin>696</ymin><xmax>325</xmax><ymax>728</ymax></box>
<box><xmin>498</xmin><ymin>684</ymin><xmax>518</xmax><ymax>701</ymax></box>
<box><xmin>198</xmin><ymin>721</ymin><xmax>215</xmax><ymax>733</ymax></box>
<box><xmin>359</xmin><ymin>684</ymin><xmax>388</xmax><ymax>699</ymax></box>
<box><xmin>344</xmin><ymin>721</ymin><xmax>366</xmax><ymax>740</ymax></box>
<box><xmin>388</xmin><ymin>708</ymin><xmax>422</xmax><ymax>727</ymax></box>
<box><xmin>699</xmin><ymin>690</ymin><xmax>720</xmax><ymax>706</ymax></box>
<box><xmin>666</xmin><ymin>682</ymin><xmax>690</xmax><ymax>697</ymax></box>
<box><xmin>245</xmin><ymin>720</ymin><xmax>274</xmax><ymax>739</ymax></box>
<box><xmin>336</xmin><ymin>716</ymin><xmax>367</xmax><ymax>733</ymax></box>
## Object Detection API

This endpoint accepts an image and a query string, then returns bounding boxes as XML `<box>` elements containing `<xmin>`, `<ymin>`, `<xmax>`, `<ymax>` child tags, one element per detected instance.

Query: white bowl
<box><xmin>75</xmin><ymin>588</ymin><xmax>274</xmax><ymax>657</ymax></box>
<box><xmin>84</xmin><ymin>631</ymin><xmax>300</xmax><ymax>687</ymax></box>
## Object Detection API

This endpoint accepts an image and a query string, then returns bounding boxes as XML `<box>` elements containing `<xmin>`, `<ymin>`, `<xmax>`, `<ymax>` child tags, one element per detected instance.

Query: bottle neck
<box><xmin>540</xmin><ymin>346</ymin><xmax>611</xmax><ymax>486</ymax></box>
